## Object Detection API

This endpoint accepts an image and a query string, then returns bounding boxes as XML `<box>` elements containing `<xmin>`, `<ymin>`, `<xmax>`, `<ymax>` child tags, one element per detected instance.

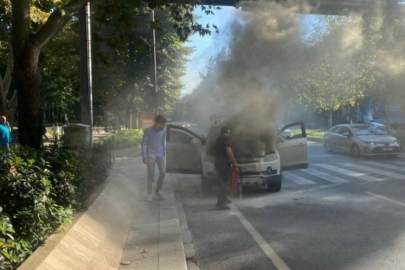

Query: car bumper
<box><xmin>362</xmin><ymin>145</ymin><xmax>402</xmax><ymax>155</ymax></box>
<box><xmin>206</xmin><ymin>170</ymin><xmax>281</xmax><ymax>186</ymax></box>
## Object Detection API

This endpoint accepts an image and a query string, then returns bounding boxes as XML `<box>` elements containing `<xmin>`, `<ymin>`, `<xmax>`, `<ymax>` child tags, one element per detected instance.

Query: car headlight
<box><xmin>390</xmin><ymin>141</ymin><xmax>401</xmax><ymax>146</ymax></box>
<box><xmin>264</xmin><ymin>153</ymin><xmax>278</xmax><ymax>162</ymax></box>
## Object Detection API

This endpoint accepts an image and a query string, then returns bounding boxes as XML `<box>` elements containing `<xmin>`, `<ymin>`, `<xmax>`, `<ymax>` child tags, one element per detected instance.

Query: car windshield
<box><xmin>351</xmin><ymin>125</ymin><xmax>387</xmax><ymax>135</ymax></box>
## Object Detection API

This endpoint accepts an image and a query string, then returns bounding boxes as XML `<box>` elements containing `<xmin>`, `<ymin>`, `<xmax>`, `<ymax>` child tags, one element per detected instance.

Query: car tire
<box><xmin>267</xmin><ymin>181</ymin><xmax>281</xmax><ymax>192</ymax></box>
<box><xmin>201</xmin><ymin>175</ymin><xmax>212</xmax><ymax>195</ymax></box>
<box><xmin>267</xmin><ymin>175</ymin><xmax>282</xmax><ymax>192</ymax></box>
<box><xmin>324</xmin><ymin>140</ymin><xmax>333</xmax><ymax>153</ymax></box>
<box><xmin>351</xmin><ymin>144</ymin><xmax>360</xmax><ymax>158</ymax></box>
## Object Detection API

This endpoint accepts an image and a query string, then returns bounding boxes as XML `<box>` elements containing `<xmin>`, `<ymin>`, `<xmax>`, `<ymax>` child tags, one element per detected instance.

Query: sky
<box><xmin>181</xmin><ymin>6</ymin><xmax>319</xmax><ymax>96</ymax></box>
<box><xmin>181</xmin><ymin>6</ymin><xmax>242</xmax><ymax>96</ymax></box>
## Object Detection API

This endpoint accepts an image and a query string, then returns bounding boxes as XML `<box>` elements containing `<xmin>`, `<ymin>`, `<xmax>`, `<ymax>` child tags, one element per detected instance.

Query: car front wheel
<box><xmin>351</xmin><ymin>144</ymin><xmax>360</xmax><ymax>157</ymax></box>
<box><xmin>324</xmin><ymin>140</ymin><xmax>333</xmax><ymax>153</ymax></box>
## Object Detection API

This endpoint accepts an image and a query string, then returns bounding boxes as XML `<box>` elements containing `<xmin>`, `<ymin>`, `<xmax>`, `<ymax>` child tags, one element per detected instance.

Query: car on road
<box><xmin>165</xmin><ymin>118</ymin><xmax>308</xmax><ymax>194</ymax></box>
<box><xmin>323</xmin><ymin>123</ymin><xmax>402</xmax><ymax>157</ymax></box>
<box><xmin>366</xmin><ymin>121</ymin><xmax>387</xmax><ymax>133</ymax></box>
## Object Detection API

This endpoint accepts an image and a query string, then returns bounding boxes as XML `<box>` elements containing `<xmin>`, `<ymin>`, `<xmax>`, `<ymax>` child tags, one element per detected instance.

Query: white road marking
<box><xmin>366</xmin><ymin>192</ymin><xmax>405</xmax><ymax>208</ymax></box>
<box><xmin>313</xmin><ymin>164</ymin><xmax>381</xmax><ymax>182</ymax></box>
<box><xmin>362</xmin><ymin>161</ymin><xmax>405</xmax><ymax>173</ymax></box>
<box><xmin>342</xmin><ymin>163</ymin><xmax>405</xmax><ymax>180</ymax></box>
<box><xmin>388</xmin><ymin>160</ymin><xmax>405</xmax><ymax>166</ymax></box>
<box><xmin>231</xmin><ymin>205</ymin><xmax>291</xmax><ymax>270</ymax></box>
<box><xmin>282</xmin><ymin>171</ymin><xmax>316</xmax><ymax>185</ymax></box>
<box><xmin>302</xmin><ymin>167</ymin><xmax>349</xmax><ymax>183</ymax></box>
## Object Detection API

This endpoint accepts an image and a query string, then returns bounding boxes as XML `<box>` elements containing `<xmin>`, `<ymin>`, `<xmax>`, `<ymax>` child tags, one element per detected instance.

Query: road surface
<box><xmin>173</xmin><ymin>140</ymin><xmax>405</xmax><ymax>270</ymax></box>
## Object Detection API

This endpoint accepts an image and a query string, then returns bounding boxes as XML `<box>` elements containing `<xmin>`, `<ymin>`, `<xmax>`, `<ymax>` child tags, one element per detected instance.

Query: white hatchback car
<box><xmin>166</xmin><ymin>120</ymin><xmax>308</xmax><ymax>194</ymax></box>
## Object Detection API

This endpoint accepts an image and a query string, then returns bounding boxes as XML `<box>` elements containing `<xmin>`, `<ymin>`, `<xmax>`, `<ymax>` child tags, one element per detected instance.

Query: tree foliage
<box><xmin>0</xmin><ymin>0</ymin><xmax>219</xmax><ymax>148</ymax></box>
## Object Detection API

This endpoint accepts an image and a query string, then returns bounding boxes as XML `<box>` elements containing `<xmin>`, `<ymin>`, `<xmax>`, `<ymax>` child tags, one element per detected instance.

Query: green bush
<box><xmin>0</xmin><ymin>140</ymin><xmax>112</xmax><ymax>269</ymax></box>
<box><xmin>109</xmin><ymin>129</ymin><xmax>143</xmax><ymax>150</ymax></box>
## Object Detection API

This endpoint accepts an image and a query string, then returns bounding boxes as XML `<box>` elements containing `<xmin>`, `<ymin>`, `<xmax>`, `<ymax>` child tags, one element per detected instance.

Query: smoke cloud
<box><xmin>199</xmin><ymin>0</ymin><xmax>405</xmax><ymax>159</ymax></box>
<box><xmin>205</xmin><ymin>1</ymin><xmax>307</xmax><ymax>158</ymax></box>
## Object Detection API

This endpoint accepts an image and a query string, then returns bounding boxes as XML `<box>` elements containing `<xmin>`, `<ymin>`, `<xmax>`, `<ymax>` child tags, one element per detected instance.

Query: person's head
<box><xmin>154</xmin><ymin>115</ymin><xmax>167</xmax><ymax>131</ymax></box>
<box><xmin>0</xmin><ymin>116</ymin><xmax>6</xmax><ymax>124</ymax></box>
<box><xmin>221</xmin><ymin>126</ymin><xmax>230</xmax><ymax>136</ymax></box>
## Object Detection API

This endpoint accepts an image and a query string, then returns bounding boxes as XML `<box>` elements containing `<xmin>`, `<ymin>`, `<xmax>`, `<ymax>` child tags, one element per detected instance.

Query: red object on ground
<box><xmin>229</xmin><ymin>166</ymin><xmax>240</xmax><ymax>194</ymax></box>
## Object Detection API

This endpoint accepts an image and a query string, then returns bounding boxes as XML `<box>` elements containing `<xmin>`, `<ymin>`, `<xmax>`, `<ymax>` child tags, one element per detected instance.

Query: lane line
<box><xmin>313</xmin><ymin>164</ymin><xmax>381</xmax><ymax>182</ymax></box>
<box><xmin>282</xmin><ymin>171</ymin><xmax>316</xmax><ymax>185</ymax></box>
<box><xmin>362</xmin><ymin>161</ymin><xmax>405</xmax><ymax>173</ymax></box>
<box><xmin>341</xmin><ymin>163</ymin><xmax>404</xmax><ymax>180</ymax></box>
<box><xmin>366</xmin><ymin>192</ymin><xmax>405</xmax><ymax>208</ymax></box>
<box><xmin>231</xmin><ymin>205</ymin><xmax>291</xmax><ymax>270</ymax></box>
<box><xmin>387</xmin><ymin>160</ymin><xmax>405</xmax><ymax>166</ymax></box>
<box><xmin>301</xmin><ymin>167</ymin><xmax>349</xmax><ymax>183</ymax></box>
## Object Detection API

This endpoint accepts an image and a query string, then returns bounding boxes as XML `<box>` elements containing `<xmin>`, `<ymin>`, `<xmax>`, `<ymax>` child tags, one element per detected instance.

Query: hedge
<box><xmin>0</xmin><ymin>140</ymin><xmax>112</xmax><ymax>269</ymax></box>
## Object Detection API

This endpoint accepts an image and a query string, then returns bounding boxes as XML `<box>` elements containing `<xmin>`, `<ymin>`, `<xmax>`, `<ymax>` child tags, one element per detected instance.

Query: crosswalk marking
<box><xmin>388</xmin><ymin>160</ymin><xmax>404</xmax><ymax>166</ymax></box>
<box><xmin>282</xmin><ymin>171</ymin><xmax>316</xmax><ymax>185</ymax></box>
<box><xmin>341</xmin><ymin>163</ymin><xmax>405</xmax><ymax>180</ymax></box>
<box><xmin>362</xmin><ymin>161</ymin><xmax>405</xmax><ymax>173</ymax></box>
<box><xmin>313</xmin><ymin>164</ymin><xmax>381</xmax><ymax>182</ymax></box>
<box><xmin>301</xmin><ymin>167</ymin><xmax>349</xmax><ymax>183</ymax></box>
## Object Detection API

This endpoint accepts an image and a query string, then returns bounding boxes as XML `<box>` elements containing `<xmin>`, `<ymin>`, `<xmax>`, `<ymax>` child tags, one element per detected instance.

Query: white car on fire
<box><xmin>165</xmin><ymin>118</ymin><xmax>308</xmax><ymax>193</ymax></box>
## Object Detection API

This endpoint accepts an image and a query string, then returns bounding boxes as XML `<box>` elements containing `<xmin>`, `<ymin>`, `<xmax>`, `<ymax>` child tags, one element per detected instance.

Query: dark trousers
<box><xmin>215</xmin><ymin>160</ymin><xmax>231</xmax><ymax>206</ymax></box>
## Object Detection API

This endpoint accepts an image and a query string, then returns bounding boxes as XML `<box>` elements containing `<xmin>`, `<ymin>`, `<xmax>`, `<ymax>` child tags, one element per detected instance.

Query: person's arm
<box><xmin>226</xmin><ymin>146</ymin><xmax>238</xmax><ymax>167</ymax></box>
<box><xmin>141</xmin><ymin>129</ymin><xmax>149</xmax><ymax>164</ymax></box>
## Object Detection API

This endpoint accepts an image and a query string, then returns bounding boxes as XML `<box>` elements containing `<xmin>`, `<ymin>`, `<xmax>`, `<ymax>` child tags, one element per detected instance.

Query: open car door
<box><xmin>276</xmin><ymin>122</ymin><xmax>308</xmax><ymax>171</ymax></box>
<box><xmin>166</xmin><ymin>125</ymin><xmax>203</xmax><ymax>174</ymax></box>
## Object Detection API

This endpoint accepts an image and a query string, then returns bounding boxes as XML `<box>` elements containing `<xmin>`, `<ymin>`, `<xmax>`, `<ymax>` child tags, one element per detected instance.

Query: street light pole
<box><xmin>151</xmin><ymin>9</ymin><xmax>158</xmax><ymax>95</ymax></box>
<box><xmin>79</xmin><ymin>1</ymin><xmax>93</xmax><ymax>144</ymax></box>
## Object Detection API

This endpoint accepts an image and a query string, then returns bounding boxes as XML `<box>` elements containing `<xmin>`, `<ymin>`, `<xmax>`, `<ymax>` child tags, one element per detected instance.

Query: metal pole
<box><xmin>86</xmin><ymin>1</ymin><xmax>94</xmax><ymax>144</ymax></box>
<box><xmin>151</xmin><ymin>10</ymin><xmax>158</xmax><ymax>95</ymax></box>
<box><xmin>79</xmin><ymin>1</ymin><xmax>93</xmax><ymax>144</ymax></box>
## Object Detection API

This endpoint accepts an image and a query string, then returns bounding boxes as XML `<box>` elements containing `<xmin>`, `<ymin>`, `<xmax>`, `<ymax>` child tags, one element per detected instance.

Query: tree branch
<box><xmin>7</xmin><ymin>90</ymin><xmax>18</xmax><ymax>113</ymax></box>
<box><xmin>35</xmin><ymin>0</ymin><xmax>88</xmax><ymax>48</ymax></box>
<box><xmin>11</xmin><ymin>0</ymin><xmax>31</xmax><ymax>49</ymax></box>
<box><xmin>1</xmin><ymin>24</ymin><xmax>14</xmax><ymax>94</ymax></box>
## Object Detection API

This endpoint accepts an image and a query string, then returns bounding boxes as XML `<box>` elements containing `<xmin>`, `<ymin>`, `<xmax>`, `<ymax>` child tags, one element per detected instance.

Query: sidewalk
<box><xmin>18</xmin><ymin>157</ymin><xmax>188</xmax><ymax>270</ymax></box>
<box><xmin>118</xmin><ymin>158</ymin><xmax>187</xmax><ymax>270</ymax></box>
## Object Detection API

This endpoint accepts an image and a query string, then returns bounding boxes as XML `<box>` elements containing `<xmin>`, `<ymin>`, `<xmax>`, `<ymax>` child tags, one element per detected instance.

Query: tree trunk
<box><xmin>328</xmin><ymin>109</ymin><xmax>333</xmax><ymax>129</ymax></box>
<box><xmin>13</xmin><ymin>43</ymin><xmax>42</xmax><ymax>149</ymax></box>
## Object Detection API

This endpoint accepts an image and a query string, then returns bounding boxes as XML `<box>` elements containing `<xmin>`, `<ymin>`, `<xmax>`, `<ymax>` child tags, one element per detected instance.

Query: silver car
<box><xmin>323</xmin><ymin>124</ymin><xmax>402</xmax><ymax>157</ymax></box>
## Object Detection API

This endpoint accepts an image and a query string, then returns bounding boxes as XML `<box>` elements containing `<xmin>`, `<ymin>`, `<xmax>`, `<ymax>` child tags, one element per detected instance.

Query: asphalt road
<box><xmin>173</xmin><ymin>140</ymin><xmax>405</xmax><ymax>270</ymax></box>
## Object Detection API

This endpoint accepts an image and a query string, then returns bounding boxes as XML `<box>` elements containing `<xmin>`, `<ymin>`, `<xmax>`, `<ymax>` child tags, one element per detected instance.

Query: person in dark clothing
<box><xmin>214</xmin><ymin>126</ymin><xmax>238</xmax><ymax>210</ymax></box>
<box><xmin>42</xmin><ymin>125</ymin><xmax>48</xmax><ymax>140</ymax></box>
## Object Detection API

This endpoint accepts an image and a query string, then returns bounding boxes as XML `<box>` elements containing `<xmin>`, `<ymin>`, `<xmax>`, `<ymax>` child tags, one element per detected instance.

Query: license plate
<box><xmin>383</xmin><ymin>148</ymin><xmax>393</xmax><ymax>151</ymax></box>
<box><xmin>240</xmin><ymin>166</ymin><xmax>255</xmax><ymax>172</ymax></box>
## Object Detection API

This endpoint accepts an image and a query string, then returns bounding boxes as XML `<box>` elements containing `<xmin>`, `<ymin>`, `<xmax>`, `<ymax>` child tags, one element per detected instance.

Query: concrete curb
<box><xmin>175</xmin><ymin>192</ymin><xmax>201</xmax><ymax>270</ymax></box>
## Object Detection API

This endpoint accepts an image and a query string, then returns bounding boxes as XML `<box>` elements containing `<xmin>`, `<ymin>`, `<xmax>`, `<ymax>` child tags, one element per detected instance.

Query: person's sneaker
<box><xmin>225</xmin><ymin>198</ymin><xmax>232</xmax><ymax>205</ymax></box>
<box><xmin>147</xmin><ymin>194</ymin><xmax>153</xmax><ymax>202</ymax></box>
<box><xmin>155</xmin><ymin>191</ymin><xmax>166</xmax><ymax>200</ymax></box>
<box><xmin>215</xmin><ymin>205</ymin><xmax>230</xmax><ymax>210</ymax></box>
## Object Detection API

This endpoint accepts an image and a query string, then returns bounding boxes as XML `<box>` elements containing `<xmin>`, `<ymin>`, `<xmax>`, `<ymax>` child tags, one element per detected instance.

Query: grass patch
<box><xmin>306</xmin><ymin>129</ymin><xmax>325</xmax><ymax>138</ymax></box>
